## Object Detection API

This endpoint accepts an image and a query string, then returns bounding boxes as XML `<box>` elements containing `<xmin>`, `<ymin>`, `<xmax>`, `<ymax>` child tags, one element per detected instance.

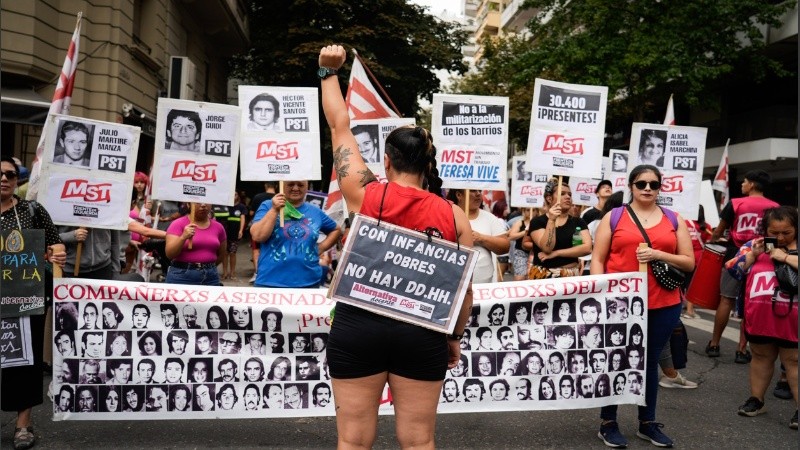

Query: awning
<box><xmin>1</xmin><ymin>88</ymin><xmax>51</xmax><ymax>126</ymax></box>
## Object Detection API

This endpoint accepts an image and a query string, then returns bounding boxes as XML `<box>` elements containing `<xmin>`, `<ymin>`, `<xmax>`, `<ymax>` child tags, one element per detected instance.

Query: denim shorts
<box><xmin>165</xmin><ymin>265</ymin><xmax>221</xmax><ymax>286</ymax></box>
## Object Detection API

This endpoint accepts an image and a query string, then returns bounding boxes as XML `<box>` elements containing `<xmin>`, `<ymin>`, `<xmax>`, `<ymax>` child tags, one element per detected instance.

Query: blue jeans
<box><xmin>601</xmin><ymin>303</ymin><xmax>681</xmax><ymax>423</ymax></box>
<box><xmin>165</xmin><ymin>265</ymin><xmax>221</xmax><ymax>286</ymax></box>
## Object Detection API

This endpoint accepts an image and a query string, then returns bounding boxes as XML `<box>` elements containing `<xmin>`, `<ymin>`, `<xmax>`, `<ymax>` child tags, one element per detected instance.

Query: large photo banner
<box><xmin>151</xmin><ymin>98</ymin><xmax>241</xmax><ymax>206</ymax></box>
<box><xmin>52</xmin><ymin>273</ymin><xmax>646</xmax><ymax>420</ymax></box>
<box><xmin>509</xmin><ymin>156</ymin><xmax>548</xmax><ymax>209</ymax></box>
<box><xmin>431</xmin><ymin>94</ymin><xmax>509</xmax><ymax>191</ymax></box>
<box><xmin>350</xmin><ymin>118</ymin><xmax>416</xmax><ymax>180</ymax></box>
<box><xmin>37</xmin><ymin>114</ymin><xmax>141</xmax><ymax>229</ymax></box>
<box><xmin>238</xmin><ymin>86</ymin><xmax>321</xmax><ymax>181</ymax></box>
<box><xmin>628</xmin><ymin>124</ymin><xmax>708</xmax><ymax>220</ymax></box>
<box><xmin>526</xmin><ymin>79</ymin><xmax>608</xmax><ymax>178</ymax></box>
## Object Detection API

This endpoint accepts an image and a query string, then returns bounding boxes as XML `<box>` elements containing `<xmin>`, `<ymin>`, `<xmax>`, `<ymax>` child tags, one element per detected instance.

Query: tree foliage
<box><xmin>455</xmin><ymin>0</ymin><xmax>794</xmax><ymax>146</ymax></box>
<box><xmin>230</xmin><ymin>0</ymin><xmax>468</xmax><ymax>117</ymax></box>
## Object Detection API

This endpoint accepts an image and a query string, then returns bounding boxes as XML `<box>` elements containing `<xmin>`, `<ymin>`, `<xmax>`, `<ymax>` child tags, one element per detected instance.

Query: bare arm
<box><xmin>507</xmin><ymin>220</ymin><xmax>527</xmax><ymax>241</ymax></box>
<box><xmin>128</xmin><ymin>220</ymin><xmax>167</xmax><ymax>239</ymax></box>
<box><xmin>165</xmin><ymin>223</ymin><xmax>195</xmax><ymax>259</ymax></box>
<box><xmin>542</xmin><ymin>229</ymin><xmax>592</xmax><ymax>260</ymax></box>
<box><xmin>590</xmin><ymin>214</ymin><xmax>612</xmax><ymax>275</ymax></box>
<box><xmin>473</xmin><ymin>231</ymin><xmax>510</xmax><ymax>255</ymax></box>
<box><xmin>318</xmin><ymin>227</ymin><xmax>342</xmax><ymax>254</ymax></box>
<box><xmin>319</xmin><ymin>45</ymin><xmax>375</xmax><ymax>214</ymax></box>
<box><xmin>448</xmin><ymin>204</ymin><xmax>475</xmax><ymax>369</ymax></box>
<box><xmin>250</xmin><ymin>194</ymin><xmax>285</xmax><ymax>243</ymax></box>
<box><xmin>217</xmin><ymin>239</ymin><xmax>227</xmax><ymax>265</ymax></box>
<box><xmin>710</xmin><ymin>218</ymin><xmax>729</xmax><ymax>242</ymax></box>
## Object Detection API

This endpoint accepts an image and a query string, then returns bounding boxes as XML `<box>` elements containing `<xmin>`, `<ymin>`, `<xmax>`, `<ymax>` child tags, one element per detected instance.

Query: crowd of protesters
<box><xmin>5</xmin><ymin>113</ymin><xmax>796</xmax><ymax>450</ymax></box>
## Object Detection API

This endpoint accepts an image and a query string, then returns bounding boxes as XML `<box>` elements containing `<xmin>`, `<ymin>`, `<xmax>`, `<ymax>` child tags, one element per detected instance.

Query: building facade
<box><xmin>1</xmin><ymin>0</ymin><xmax>249</xmax><ymax>172</ymax></box>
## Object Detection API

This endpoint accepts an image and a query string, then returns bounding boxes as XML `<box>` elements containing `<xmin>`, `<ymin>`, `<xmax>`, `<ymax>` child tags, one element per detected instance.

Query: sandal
<box><xmin>14</xmin><ymin>427</ymin><xmax>35</xmax><ymax>450</ymax></box>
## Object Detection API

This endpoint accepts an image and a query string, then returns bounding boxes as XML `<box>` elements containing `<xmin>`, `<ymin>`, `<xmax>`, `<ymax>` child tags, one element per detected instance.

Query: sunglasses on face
<box><xmin>1</xmin><ymin>171</ymin><xmax>19</xmax><ymax>180</ymax></box>
<box><xmin>632</xmin><ymin>180</ymin><xmax>661</xmax><ymax>190</ymax></box>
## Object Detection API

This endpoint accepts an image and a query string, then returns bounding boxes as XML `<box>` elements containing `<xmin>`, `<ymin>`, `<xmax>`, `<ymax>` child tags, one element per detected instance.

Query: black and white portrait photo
<box><xmin>612</xmin><ymin>152</ymin><xmax>628</xmax><ymax>173</ymax></box>
<box><xmin>106</xmin><ymin>331</ymin><xmax>132</xmax><ymax>358</ymax></box>
<box><xmin>165</xmin><ymin>109</ymin><xmax>202</xmax><ymax>152</ymax></box>
<box><xmin>246</xmin><ymin>93</ymin><xmax>282</xmax><ymax>131</ymax></box>
<box><xmin>638</xmin><ymin>129</ymin><xmax>667</xmax><ymax>167</ymax></box>
<box><xmin>351</xmin><ymin>124</ymin><xmax>380</xmax><ymax>163</ymax></box>
<box><xmin>516</xmin><ymin>158</ymin><xmax>532</xmax><ymax>181</ymax></box>
<box><xmin>54</xmin><ymin>120</ymin><xmax>93</xmax><ymax>168</ymax></box>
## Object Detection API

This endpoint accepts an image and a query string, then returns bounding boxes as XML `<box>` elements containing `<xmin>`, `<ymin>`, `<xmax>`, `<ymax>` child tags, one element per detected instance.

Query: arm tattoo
<box><xmin>333</xmin><ymin>145</ymin><xmax>352</xmax><ymax>182</ymax></box>
<box><xmin>358</xmin><ymin>169</ymin><xmax>377</xmax><ymax>187</ymax></box>
<box><xmin>545</xmin><ymin>223</ymin><xmax>555</xmax><ymax>248</ymax></box>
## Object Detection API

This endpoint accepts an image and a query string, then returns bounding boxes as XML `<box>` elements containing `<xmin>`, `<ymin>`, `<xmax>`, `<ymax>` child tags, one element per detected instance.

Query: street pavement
<box><xmin>2</xmin><ymin>247</ymin><xmax>797</xmax><ymax>449</ymax></box>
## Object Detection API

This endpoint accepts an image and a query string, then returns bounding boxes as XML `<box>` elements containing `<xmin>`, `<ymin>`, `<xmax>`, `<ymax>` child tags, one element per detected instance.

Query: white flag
<box><xmin>663</xmin><ymin>94</ymin><xmax>675</xmax><ymax>126</ymax></box>
<box><xmin>712</xmin><ymin>139</ymin><xmax>730</xmax><ymax>206</ymax></box>
<box><xmin>27</xmin><ymin>12</ymin><xmax>83</xmax><ymax>200</ymax></box>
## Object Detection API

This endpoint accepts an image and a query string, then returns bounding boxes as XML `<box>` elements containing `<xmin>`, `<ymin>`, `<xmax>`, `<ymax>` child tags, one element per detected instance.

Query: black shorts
<box><xmin>744</xmin><ymin>331</ymin><xmax>798</xmax><ymax>349</ymax></box>
<box><xmin>327</xmin><ymin>303</ymin><xmax>448</xmax><ymax>381</ymax></box>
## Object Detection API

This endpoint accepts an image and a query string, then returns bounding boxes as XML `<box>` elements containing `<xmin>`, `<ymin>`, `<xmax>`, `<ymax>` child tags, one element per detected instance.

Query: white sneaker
<box><xmin>659</xmin><ymin>372</ymin><xmax>698</xmax><ymax>389</ymax></box>
<box><xmin>248</xmin><ymin>273</ymin><xmax>257</xmax><ymax>284</ymax></box>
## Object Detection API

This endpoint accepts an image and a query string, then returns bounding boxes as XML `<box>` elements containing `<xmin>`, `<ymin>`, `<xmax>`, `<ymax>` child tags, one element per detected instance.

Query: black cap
<box><xmin>595</xmin><ymin>180</ymin><xmax>612</xmax><ymax>193</ymax></box>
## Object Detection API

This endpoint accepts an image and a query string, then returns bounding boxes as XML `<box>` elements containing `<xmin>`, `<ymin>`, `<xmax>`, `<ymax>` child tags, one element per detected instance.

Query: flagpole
<box><xmin>352</xmin><ymin>51</ymin><xmax>403</xmax><ymax>117</ymax></box>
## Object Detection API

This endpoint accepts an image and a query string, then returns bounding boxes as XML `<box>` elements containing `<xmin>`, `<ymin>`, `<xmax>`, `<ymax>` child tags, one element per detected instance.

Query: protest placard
<box><xmin>569</xmin><ymin>178</ymin><xmax>601</xmax><ymax>207</ymax></box>
<box><xmin>431</xmin><ymin>94</ymin><xmax>509</xmax><ymax>191</ymax></box>
<box><xmin>1</xmin><ymin>316</ymin><xmax>34</xmax><ymax>368</ymax></box>
<box><xmin>608</xmin><ymin>150</ymin><xmax>629</xmax><ymax>193</ymax></box>
<box><xmin>151</xmin><ymin>98</ymin><xmax>241</xmax><ymax>205</ymax></box>
<box><xmin>350</xmin><ymin>118</ymin><xmax>416</xmax><ymax>180</ymax></box>
<box><xmin>526</xmin><ymin>79</ymin><xmax>608</xmax><ymax>178</ymax></box>
<box><xmin>1</xmin><ymin>229</ymin><xmax>46</xmax><ymax>317</ymax></box>
<box><xmin>51</xmin><ymin>272</ymin><xmax>646</xmax><ymax>420</ymax></box>
<box><xmin>238</xmin><ymin>86</ymin><xmax>320</xmax><ymax>181</ymax></box>
<box><xmin>628</xmin><ymin>124</ymin><xmax>708</xmax><ymax>220</ymax></box>
<box><xmin>329</xmin><ymin>214</ymin><xmax>478</xmax><ymax>333</ymax></box>
<box><xmin>37</xmin><ymin>115</ymin><xmax>141</xmax><ymax>229</ymax></box>
<box><xmin>509</xmin><ymin>156</ymin><xmax>548</xmax><ymax>209</ymax></box>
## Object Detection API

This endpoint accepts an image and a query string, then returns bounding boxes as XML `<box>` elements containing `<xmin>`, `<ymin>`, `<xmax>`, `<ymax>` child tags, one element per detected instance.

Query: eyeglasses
<box><xmin>219</xmin><ymin>339</ymin><xmax>236</xmax><ymax>346</ymax></box>
<box><xmin>632</xmin><ymin>180</ymin><xmax>661</xmax><ymax>190</ymax></box>
<box><xmin>1</xmin><ymin>170</ymin><xmax>19</xmax><ymax>180</ymax></box>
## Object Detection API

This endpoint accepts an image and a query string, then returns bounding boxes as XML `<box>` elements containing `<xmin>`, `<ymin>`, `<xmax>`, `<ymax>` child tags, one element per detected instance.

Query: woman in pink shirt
<box><xmin>165</xmin><ymin>202</ymin><xmax>226</xmax><ymax>285</ymax></box>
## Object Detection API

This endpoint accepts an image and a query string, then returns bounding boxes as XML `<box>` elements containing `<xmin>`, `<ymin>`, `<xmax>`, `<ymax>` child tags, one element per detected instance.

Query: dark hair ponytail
<box><xmin>385</xmin><ymin>125</ymin><xmax>444</xmax><ymax>197</ymax></box>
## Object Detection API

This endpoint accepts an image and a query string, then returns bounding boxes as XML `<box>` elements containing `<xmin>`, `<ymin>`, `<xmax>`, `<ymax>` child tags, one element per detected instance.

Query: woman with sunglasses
<box><xmin>725</xmin><ymin>206</ymin><xmax>798</xmax><ymax>429</ymax></box>
<box><xmin>523</xmin><ymin>179</ymin><xmax>592</xmax><ymax>279</ymax></box>
<box><xmin>1</xmin><ymin>156</ymin><xmax>67</xmax><ymax>449</ymax></box>
<box><xmin>590</xmin><ymin>164</ymin><xmax>694</xmax><ymax>448</ymax></box>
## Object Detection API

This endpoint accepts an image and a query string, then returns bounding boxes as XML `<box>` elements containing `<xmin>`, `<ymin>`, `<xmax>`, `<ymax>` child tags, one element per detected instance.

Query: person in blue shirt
<box><xmin>250</xmin><ymin>180</ymin><xmax>341</xmax><ymax>288</ymax></box>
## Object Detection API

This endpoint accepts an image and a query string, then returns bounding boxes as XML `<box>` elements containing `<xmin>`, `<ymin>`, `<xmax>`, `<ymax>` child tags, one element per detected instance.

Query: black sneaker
<box><xmin>737</xmin><ymin>396</ymin><xmax>766</xmax><ymax>417</ymax></box>
<box><xmin>791</xmin><ymin>410</ymin><xmax>798</xmax><ymax>430</ymax></box>
<box><xmin>734</xmin><ymin>350</ymin><xmax>752</xmax><ymax>364</ymax></box>
<box><xmin>598</xmin><ymin>421</ymin><xmax>628</xmax><ymax>448</ymax></box>
<box><xmin>774</xmin><ymin>381</ymin><xmax>792</xmax><ymax>400</ymax></box>
<box><xmin>705</xmin><ymin>341</ymin><xmax>720</xmax><ymax>357</ymax></box>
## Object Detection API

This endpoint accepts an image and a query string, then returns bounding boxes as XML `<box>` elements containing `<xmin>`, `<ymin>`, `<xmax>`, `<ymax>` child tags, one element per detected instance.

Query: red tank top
<box><xmin>730</xmin><ymin>196</ymin><xmax>779</xmax><ymax>247</ymax></box>
<box><xmin>359</xmin><ymin>182</ymin><xmax>457</xmax><ymax>242</ymax></box>
<box><xmin>605</xmin><ymin>210</ymin><xmax>680</xmax><ymax>309</ymax></box>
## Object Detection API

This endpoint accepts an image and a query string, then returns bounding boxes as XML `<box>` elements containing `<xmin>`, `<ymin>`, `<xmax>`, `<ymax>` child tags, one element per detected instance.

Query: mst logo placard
<box><xmin>520</xmin><ymin>186</ymin><xmax>544</xmax><ymax>196</ymax></box>
<box><xmin>660</xmin><ymin>175</ymin><xmax>683</xmax><ymax>193</ymax></box>
<box><xmin>60</xmin><ymin>180</ymin><xmax>112</xmax><ymax>202</ymax></box>
<box><xmin>257</xmin><ymin>141</ymin><xmax>299</xmax><ymax>160</ymax></box>
<box><xmin>543</xmin><ymin>134</ymin><xmax>585</xmax><ymax>155</ymax></box>
<box><xmin>171</xmin><ymin>161</ymin><xmax>218</xmax><ymax>182</ymax></box>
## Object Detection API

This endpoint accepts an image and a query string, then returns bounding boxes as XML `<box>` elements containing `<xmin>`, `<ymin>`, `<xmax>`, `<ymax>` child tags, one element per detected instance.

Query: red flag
<box><xmin>27</xmin><ymin>12</ymin><xmax>83</xmax><ymax>200</ymax></box>
<box><xmin>712</xmin><ymin>139</ymin><xmax>730</xmax><ymax>207</ymax></box>
<box><xmin>663</xmin><ymin>94</ymin><xmax>675</xmax><ymax>126</ymax></box>
<box><xmin>345</xmin><ymin>55</ymin><xmax>399</xmax><ymax>120</ymax></box>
